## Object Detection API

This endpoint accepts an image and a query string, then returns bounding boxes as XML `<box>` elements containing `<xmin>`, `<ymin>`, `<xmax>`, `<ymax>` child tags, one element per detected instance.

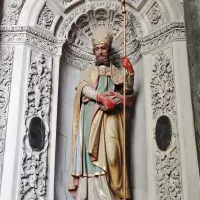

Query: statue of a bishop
<box><xmin>68</xmin><ymin>26</ymin><xmax>134</xmax><ymax>200</ymax></box>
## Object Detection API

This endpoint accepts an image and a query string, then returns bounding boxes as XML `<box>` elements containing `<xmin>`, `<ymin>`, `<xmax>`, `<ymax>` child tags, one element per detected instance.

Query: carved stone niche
<box><xmin>62</xmin><ymin>7</ymin><xmax>141</xmax><ymax>70</ymax></box>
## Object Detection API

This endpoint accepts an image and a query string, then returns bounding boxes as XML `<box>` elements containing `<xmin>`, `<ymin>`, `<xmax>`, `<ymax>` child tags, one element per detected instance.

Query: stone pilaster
<box><xmin>0</xmin><ymin>26</ymin><xmax>64</xmax><ymax>200</ymax></box>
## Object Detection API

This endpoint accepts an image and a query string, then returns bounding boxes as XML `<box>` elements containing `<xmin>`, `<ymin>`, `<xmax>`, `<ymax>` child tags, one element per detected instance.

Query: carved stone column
<box><xmin>184</xmin><ymin>0</ymin><xmax>200</xmax><ymax>174</ymax></box>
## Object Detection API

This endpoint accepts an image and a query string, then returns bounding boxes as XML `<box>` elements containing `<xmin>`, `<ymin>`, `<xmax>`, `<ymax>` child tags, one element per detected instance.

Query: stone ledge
<box><xmin>0</xmin><ymin>26</ymin><xmax>65</xmax><ymax>54</ymax></box>
<box><xmin>139</xmin><ymin>22</ymin><xmax>185</xmax><ymax>53</ymax></box>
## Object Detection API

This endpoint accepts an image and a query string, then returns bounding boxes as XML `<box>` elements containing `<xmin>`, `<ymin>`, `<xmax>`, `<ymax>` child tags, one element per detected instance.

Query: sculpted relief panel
<box><xmin>151</xmin><ymin>51</ymin><xmax>176</xmax><ymax>118</ymax></box>
<box><xmin>19</xmin><ymin>53</ymin><xmax>52</xmax><ymax>200</ymax></box>
<box><xmin>0</xmin><ymin>46</ymin><xmax>14</xmax><ymax>187</ymax></box>
<box><xmin>1</xmin><ymin>0</ymin><xmax>26</xmax><ymax>25</ymax></box>
<box><xmin>150</xmin><ymin>50</ymin><xmax>182</xmax><ymax>200</ymax></box>
<box><xmin>0</xmin><ymin>26</ymin><xmax>63</xmax><ymax>55</ymax></box>
<box><xmin>146</xmin><ymin>2</ymin><xmax>165</xmax><ymax>27</ymax></box>
<box><xmin>37</xmin><ymin>4</ymin><xmax>55</xmax><ymax>30</ymax></box>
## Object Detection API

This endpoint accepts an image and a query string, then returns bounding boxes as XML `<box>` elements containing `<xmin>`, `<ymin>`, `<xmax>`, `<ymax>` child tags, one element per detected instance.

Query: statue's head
<box><xmin>92</xmin><ymin>26</ymin><xmax>113</xmax><ymax>66</ymax></box>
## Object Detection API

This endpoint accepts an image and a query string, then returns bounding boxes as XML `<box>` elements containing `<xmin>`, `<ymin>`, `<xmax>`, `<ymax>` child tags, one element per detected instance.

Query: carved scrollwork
<box><xmin>61</xmin><ymin>5</ymin><xmax>142</xmax><ymax>70</ymax></box>
<box><xmin>0</xmin><ymin>26</ymin><xmax>65</xmax><ymax>55</ymax></box>
<box><xmin>37</xmin><ymin>5</ymin><xmax>55</xmax><ymax>30</ymax></box>
<box><xmin>140</xmin><ymin>22</ymin><xmax>185</xmax><ymax>53</ymax></box>
<box><xmin>0</xmin><ymin>46</ymin><xmax>14</xmax><ymax>187</ymax></box>
<box><xmin>1</xmin><ymin>0</ymin><xmax>26</xmax><ymax>25</ymax></box>
<box><xmin>19</xmin><ymin>53</ymin><xmax>51</xmax><ymax>200</ymax></box>
<box><xmin>155</xmin><ymin>147</ymin><xmax>182</xmax><ymax>200</ymax></box>
<box><xmin>150</xmin><ymin>51</ymin><xmax>176</xmax><ymax>118</ymax></box>
<box><xmin>146</xmin><ymin>2</ymin><xmax>164</xmax><ymax>27</ymax></box>
<box><xmin>150</xmin><ymin>50</ymin><xmax>182</xmax><ymax>200</ymax></box>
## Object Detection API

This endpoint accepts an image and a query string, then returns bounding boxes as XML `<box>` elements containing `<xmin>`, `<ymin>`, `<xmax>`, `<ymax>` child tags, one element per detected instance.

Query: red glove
<box><xmin>97</xmin><ymin>92</ymin><xmax>116</xmax><ymax>111</ymax></box>
<box><xmin>121</xmin><ymin>56</ymin><xmax>134</xmax><ymax>74</ymax></box>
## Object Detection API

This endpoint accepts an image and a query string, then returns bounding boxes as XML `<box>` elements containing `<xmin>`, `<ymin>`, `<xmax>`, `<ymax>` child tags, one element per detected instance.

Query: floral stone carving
<box><xmin>1</xmin><ymin>0</ymin><xmax>26</xmax><ymax>25</ymax></box>
<box><xmin>150</xmin><ymin>51</ymin><xmax>182</xmax><ymax>200</ymax></box>
<box><xmin>0</xmin><ymin>46</ymin><xmax>14</xmax><ymax>187</ymax></box>
<box><xmin>38</xmin><ymin>5</ymin><xmax>55</xmax><ymax>30</ymax></box>
<box><xmin>19</xmin><ymin>54</ymin><xmax>52</xmax><ymax>200</ymax></box>
<box><xmin>155</xmin><ymin>146</ymin><xmax>182</xmax><ymax>200</ymax></box>
<box><xmin>150</xmin><ymin>51</ymin><xmax>176</xmax><ymax>118</ymax></box>
<box><xmin>146</xmin><ymin>2</ymin><xmax>164</xmax><ymax>27</ymax></box>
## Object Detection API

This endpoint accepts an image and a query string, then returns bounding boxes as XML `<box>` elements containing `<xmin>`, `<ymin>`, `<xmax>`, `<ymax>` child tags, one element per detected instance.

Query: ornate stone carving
<box><xmin>146</xmin><ymin>2</ymin><xmax>164</xmax><ymax>27</ymax></box>
<box><xmin>140</xmin><ymin>23</ymin><xmax>185</xmax><ymax>53</ymax></box>
<box><xmin>19</xmin><ymin>53</ymin><xmax>51</xmax><ymax>200</ymax></box>
<box><xmin>0</xmin><ymin>26</ymin><xmax>65</xmax><ymax>55</ymax></box>
<box><xmin>155</xmin><ymin>146</ymin><xmax>182</xmax><ymax>200</ymax></box>
<box><xmin>38</xmin><ymin>5</ymin><xmax>55</xmax><ymax>29</ymax></box>
<box><xmin>0</xmin><ymin>46</ymin><xmax>14</xmax><ymax>187</ymax></box>
<box><xmin>150</xmin><ymin>50</ymin><xmax>182</xmax><ymax>200</ymax></box>
<box><xmin>60</xmin><ymin>5</ymin><xmax>142</xmax><ymax>69</ymax></box>
<box><xmin>150</xmin><ymin>51</ymin><xmax>176</xmax><ymax>118</ymax></box>
<box><xmin>1</xmin><ymin>0</ymin><xmax>26</xmax><ymax>25</ymax></box>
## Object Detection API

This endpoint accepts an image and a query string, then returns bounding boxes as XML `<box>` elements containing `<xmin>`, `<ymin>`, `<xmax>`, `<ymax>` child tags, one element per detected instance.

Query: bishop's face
<box><xmin>93</xmin><ymin>43</ymin><xmax>110</xmax><ymax>66</ymax></box>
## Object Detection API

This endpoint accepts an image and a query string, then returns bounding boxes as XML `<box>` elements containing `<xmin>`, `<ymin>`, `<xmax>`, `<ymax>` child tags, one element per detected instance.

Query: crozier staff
<box><xmin>68</xmin><ymin>26</ymin><xmax>134</xmax><ymax>200</ymax></box>
<box><xmin>121</xmin><ymin>0</ymin><xmax>128</xmax><ymax>199</ymax></box>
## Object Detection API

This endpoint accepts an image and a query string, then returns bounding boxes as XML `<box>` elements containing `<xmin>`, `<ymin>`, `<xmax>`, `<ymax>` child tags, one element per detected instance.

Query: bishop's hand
<box><xmin>121</xmin><ymin>56</ymin><xmax>135</xmax><ymax>75</ymax></box>
<box><xmin>97</xmin><ymin>92</ymin><xmax>121</xmax><ymax>111</ymax></box>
